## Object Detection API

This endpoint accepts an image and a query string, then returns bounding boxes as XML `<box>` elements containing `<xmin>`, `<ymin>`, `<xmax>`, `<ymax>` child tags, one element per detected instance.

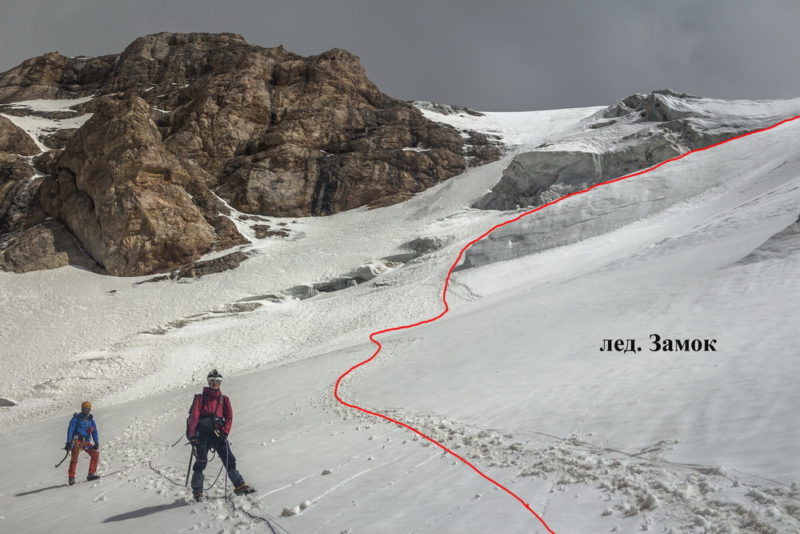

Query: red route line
<box><xmin>333</xmin><ymin>113</ymin><xmax>800</xmax><ymax>533</ymax></box>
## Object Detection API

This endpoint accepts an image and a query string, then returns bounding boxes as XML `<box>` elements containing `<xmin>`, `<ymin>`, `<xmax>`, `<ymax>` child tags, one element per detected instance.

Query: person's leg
<box><xmin>217</xmin><ymin>439</ymin><xmax>245</xmax><ymax>487</ymax></box>
<box><xmin>190</xmin><ymin>440</ymin><xmax>209</xmax><ymax>494</ymax></box>
<box><xmin>87</xmin><ymin>447</ymin><xmax>99</xmax><ymax>476</ymax></box>
<box><xmin>67</xmin><ymin>442</ymin><xmax>81</xmax><ymax>479</ymax></box>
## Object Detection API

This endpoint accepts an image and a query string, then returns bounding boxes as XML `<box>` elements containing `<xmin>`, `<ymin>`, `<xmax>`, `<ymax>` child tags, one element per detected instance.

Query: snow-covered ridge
<box><xmin>415</xmin><ymin>101</ymin><xmax>603</xmax><ymax>153</ymax></box>
<box><xmin>597</xmin><ymin>89</ymin><xmax>800</xmax><ymax>126</ymax></box>
<box><xmin>547</xmin><ymin>93</ymin><xmax>800</xmax><ymax>162</ymax></box>
<box><xmin>464</xmin><ymin>93</ymin><xmax>800</xmax><ymax>268</ymax></box>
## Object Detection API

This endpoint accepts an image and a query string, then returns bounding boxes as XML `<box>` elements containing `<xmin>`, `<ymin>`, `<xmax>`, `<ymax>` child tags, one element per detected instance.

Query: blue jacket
<box><xmin>67</xmin><ymin>413</ymin><xmax>99</xmax><ymax>447</ymax></box>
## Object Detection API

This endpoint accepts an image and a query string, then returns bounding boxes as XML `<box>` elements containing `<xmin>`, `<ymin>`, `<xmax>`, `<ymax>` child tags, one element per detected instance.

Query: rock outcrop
<box><xmin>0</xmin><ymin>116</ymin><xmax>39</xmax><ymax>155</ymax></box>
<box><xmin>41</xmin><ymin>128</ymin><xmax>77</xmax><ymax>150</ymax></box>
<box><xmin>0</xmin><ymin>32</ymin><xmax>492</xmax><ymax>276</ymax></box>
<box><xmin>0</xmin><ymin>219</ymin><xmax>103</xmax><ymax>273</ymax></box>
<box><xmin>37</xmin><ymin>95</ymin><xmax>237</xmax><ymax>276</ymax></box>
<box><xmin>0</xmin><ymin>158</ymin><xmax>39</xmax><ymax>235</ymax></box>
<box><xmin>0</xmin><ymin>51</ymin><xmax>116</xmax><ymax>102</ymax></box>
<box><xmin>0</xmin><ymin>152</ymin><xmax>35</xmax><ymax>183</ymax></box>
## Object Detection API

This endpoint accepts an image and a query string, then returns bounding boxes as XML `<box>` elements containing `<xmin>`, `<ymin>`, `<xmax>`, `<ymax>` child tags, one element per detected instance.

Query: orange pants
<box><xmin>68</xmin><ymin>440</ymin><xmax>99</xmax><ymax>478</ymax></box>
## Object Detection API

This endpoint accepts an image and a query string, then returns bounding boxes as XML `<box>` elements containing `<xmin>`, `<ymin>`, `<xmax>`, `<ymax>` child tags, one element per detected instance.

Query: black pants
<box><xmin>191</xmin><ymin>433</ymin><xmax>245</xmax><ymax>492</ymax></box>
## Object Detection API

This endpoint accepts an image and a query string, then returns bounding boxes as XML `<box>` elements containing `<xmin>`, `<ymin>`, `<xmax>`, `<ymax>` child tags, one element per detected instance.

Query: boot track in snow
<box><xmin>333</xmin><ymin>112</ymin><xmax>800</xmax><ymax>534</ymax></box>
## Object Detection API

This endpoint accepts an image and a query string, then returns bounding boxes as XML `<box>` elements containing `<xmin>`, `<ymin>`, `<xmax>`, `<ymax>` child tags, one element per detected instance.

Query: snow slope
<box><xmin>1</xmin><ymin>98</ymin><xmax>799</xmax><ymax>533</ymax></box>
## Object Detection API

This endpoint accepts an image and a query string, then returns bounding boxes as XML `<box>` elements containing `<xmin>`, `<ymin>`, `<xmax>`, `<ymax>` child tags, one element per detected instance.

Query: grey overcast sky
<box><xmin>1</xmin><ymin>0</ymin><xmax>798</xmax><ymax>111</ymax></box>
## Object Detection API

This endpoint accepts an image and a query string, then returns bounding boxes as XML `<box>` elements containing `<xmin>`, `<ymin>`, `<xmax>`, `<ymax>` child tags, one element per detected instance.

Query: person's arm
<box><xmin>222</xmin><ymin>396</ymin><xmax>233</xmax><ymax>435</ymax></box>
<box><xmin>91</xmin><ymin>420</ymin><xmax>99</xmax><ymax>448</ymax></box>
<box><xmin>66</xmin><ymin>416</ymin><xmax>77</xmax><ymax>445</ymax></box>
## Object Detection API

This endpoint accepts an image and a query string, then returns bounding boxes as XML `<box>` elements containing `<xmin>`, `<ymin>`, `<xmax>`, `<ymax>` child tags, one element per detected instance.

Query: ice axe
<box><xmin>55</xmin><ymin>449</ymin><xmax>70</xmax><ymax>468</ymax></box>
<box><xmin>185</xmin><ymin>442</ymin><xmax>195</xmax><ymax>486</ymax></box>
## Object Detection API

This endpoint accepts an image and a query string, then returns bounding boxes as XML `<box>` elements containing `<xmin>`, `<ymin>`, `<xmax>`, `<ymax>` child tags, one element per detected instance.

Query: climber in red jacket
<box><xmin>186</xmin><ymin>369</ymin><xmax>254</xmax><ymax>501</ymax></box>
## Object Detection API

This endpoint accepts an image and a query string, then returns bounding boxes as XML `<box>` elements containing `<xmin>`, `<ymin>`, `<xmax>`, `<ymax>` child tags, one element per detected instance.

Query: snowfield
<box><xmin>1</xmin><ymin>97</ymin><xmax>799</xmax><ymax>533</ymax></box>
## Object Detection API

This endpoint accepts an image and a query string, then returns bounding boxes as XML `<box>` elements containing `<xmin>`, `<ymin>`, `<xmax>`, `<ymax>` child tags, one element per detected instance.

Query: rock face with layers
<box><xmin>37</xmin><ymin>95</ymin><xmax>234</xmax><ymax>276</ymax></box>
<box><xmin>119</xmin><ymin>34</ymin><xmax>468</xmax><ymax>216</ymax></box>
<box><xmin>0</xmin><ymin>51</ymin><xmax>116</xmax><ymax>102</ymax></box>
<box><xmin>0</xmin><ymin>32</ymin><xmax>490</xmax><ymax>276</ymax></box>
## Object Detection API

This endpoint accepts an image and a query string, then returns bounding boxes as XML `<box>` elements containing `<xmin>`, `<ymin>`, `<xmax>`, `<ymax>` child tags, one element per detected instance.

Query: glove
<box><xmin>189</xmin><ymin>435</ymin><xmax>200</xmax><ymax>445</ymax></box>
<box><xmin>64</xmin><ymin>442</ymin><xmax>72</xmax><ymax>451</ymax></box>
<box><xmin>91</xmin><ymin>444</ymin><xmax>99</xmax><ymax>450</ymax></box>
<box><xmin>213</xmin><ymin>429</ymin><xmax>228</xmax><ymax>440</ymax></box>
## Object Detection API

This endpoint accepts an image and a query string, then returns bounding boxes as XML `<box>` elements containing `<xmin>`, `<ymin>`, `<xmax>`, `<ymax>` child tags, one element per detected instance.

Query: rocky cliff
<box><xmin>0</xmin><ymin>32</ymin><xmax>494</xmax><ymax>276</ymax></box>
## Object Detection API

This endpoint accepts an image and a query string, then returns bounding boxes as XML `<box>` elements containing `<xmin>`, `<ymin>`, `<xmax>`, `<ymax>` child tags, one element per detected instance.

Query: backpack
<box><xmin>186</xmin><ymin>394</ymin><xmax>201</xmax><ymax>440</ymax></box>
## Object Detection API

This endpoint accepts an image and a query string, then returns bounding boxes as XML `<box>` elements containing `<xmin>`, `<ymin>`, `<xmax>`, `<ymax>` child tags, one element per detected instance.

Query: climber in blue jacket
<box><xmin>65</xmin><ymin>401</ymin><xmax>100</xmax><ymax>485</ymax></box>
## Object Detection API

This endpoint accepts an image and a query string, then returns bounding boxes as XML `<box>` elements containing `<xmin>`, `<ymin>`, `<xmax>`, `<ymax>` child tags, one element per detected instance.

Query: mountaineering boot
<box><xmin>68</xmin><ymin>477</ymin><xmax>76</xmax><ymax>486</ymax></box>
<box><xmin>87</xmin><ymin>473</ymin><xmax>100</xmax><ymax>481</ymax></box>
<box><xmin>233</xmin><ymin>483</ymin><xmax>256</xmax><ymax>495</ymax></box>
<box><xmin>193</xmin><ymin>491</ymin><xmax>203</xmax><ymax>502</ymax></box>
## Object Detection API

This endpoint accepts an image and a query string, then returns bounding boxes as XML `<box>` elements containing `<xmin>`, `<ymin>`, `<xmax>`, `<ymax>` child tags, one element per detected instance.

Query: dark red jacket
<box><xmin>187</xmin><ymin>387</ymin><xmax>233</xmax><ymax>436</ymax></box>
